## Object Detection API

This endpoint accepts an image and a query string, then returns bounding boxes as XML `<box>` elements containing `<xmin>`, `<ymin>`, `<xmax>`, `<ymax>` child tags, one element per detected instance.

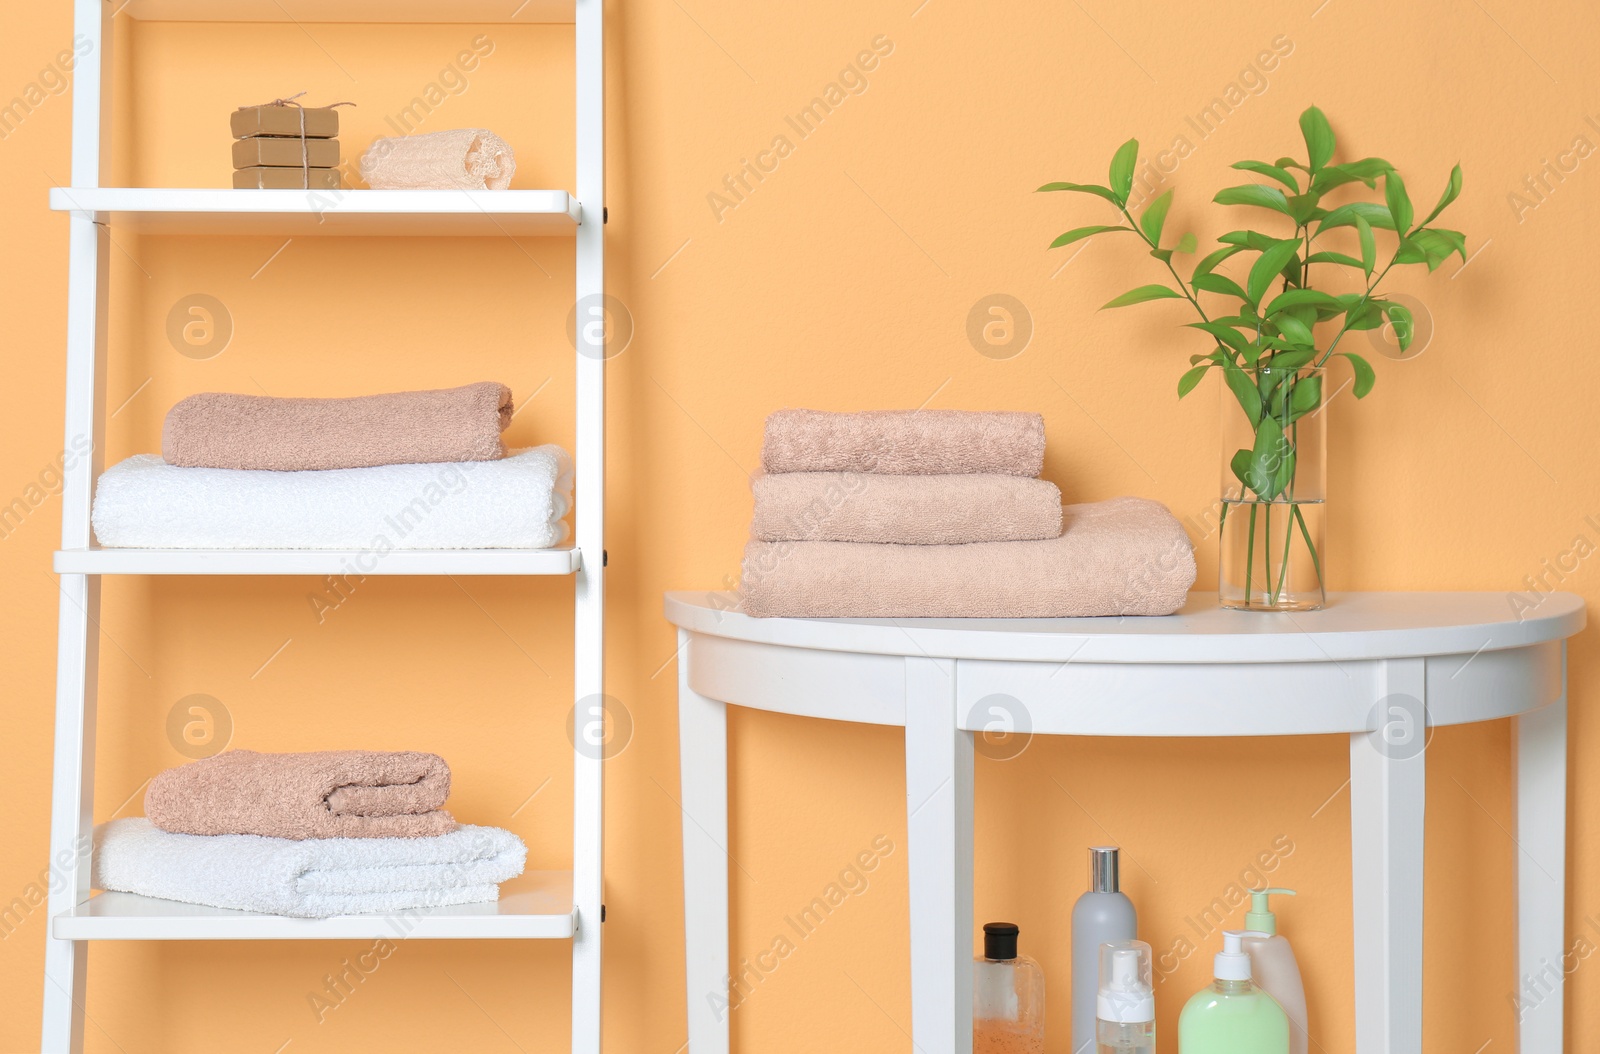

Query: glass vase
<box><xmin>1218</xmin><ymin>364</ymin><xmax>1326</xmax><ymax>611</ymax></box>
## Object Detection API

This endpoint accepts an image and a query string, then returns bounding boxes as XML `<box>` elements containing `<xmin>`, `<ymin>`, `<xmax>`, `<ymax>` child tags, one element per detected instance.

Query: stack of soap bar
<box><xmin>230</xmin><ymin>104</ymin><xmax>343</xmax><ymax>190</ymax></box>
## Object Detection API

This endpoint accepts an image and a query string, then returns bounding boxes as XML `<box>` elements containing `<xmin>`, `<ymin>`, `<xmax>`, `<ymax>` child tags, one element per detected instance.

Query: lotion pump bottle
<box><xmin>1072</xmin><ymin>847</ymin><xmax>1137</xmax><ymax>1054</ymax></box>
<box><xmin>1177</xmin><ymin>930</ymin><xmax>1289</xmax><ymax>1054</ymax></box>
<box><xmin>1241</xmin><ymin>889</ymin><xmax>1308</xmax><ymax>1054</ymax></box>
<box><xmin>973</xmin><ymin>922</ymin><xmax>1045</xmax><ymax>1054</ymax></box>
<box><xmin>1096</xmin><ymin>940</ymin><xmax>1154</xmax><ymax>1053</ymax></box>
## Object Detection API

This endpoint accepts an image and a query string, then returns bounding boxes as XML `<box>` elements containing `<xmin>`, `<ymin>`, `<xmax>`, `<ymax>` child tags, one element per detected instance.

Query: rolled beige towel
<box><xmin>740</xmin><ymin>496</ymin><xmax>1195</xmax><ymax>618</ymax></box>
<box><xmin>145</xmin><ymin>749</ymin><xmax>456</xmax><ymax>840</ymax></box>
<box><xmin>359</xmin><ymin>128</ymin><xmax>516</xmax><ymax>190</ymax></box>
<box><xmin>751</xmin><ymin>472</ymin><xmax>1063</xmax><ymax>545</ymax></box>
<box><xmin>761</xmin><ymin>408</ymin><xmax>1046</xmax><ymax>476</ymax></box>
<box><xmin>161</xmin><ymin>382</ymin><xmax>512</xmax><ymax>472</ymax></box>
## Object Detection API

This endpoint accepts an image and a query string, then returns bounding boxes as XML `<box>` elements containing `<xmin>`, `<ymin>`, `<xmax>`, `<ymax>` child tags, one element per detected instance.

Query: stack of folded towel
<box><xmin>91</xmin><ymin>382</ymin><xmax>572</xmax><ymax>550</ymax></box>
<box><xmin>94</xmin><ymin>750</ymin><xmax>527</xmax><ymax>918</ymax></box>
<box><xmin>740</xmin><ymin>408</ymin><xmax>1196</xmax><ymax>618</ymax></box>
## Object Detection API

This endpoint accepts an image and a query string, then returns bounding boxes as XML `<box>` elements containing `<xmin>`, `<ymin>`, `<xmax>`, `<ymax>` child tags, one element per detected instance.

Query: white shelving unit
<box><xmin>42</xmin><ymin>1</ymin><xmax>606</xmax><ymax>1051</ymax></box>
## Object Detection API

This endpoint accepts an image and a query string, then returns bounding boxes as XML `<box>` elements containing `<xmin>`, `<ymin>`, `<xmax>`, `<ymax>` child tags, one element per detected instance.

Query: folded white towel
<box><xmin>93</xmin><ymin>818</ymin><xmax>527</xmax><ymax>918</ymax></box>
<box><xmin>90</xmin><ymin>445</ymin><xmax>572</xmax><ymax>550</ymax></box>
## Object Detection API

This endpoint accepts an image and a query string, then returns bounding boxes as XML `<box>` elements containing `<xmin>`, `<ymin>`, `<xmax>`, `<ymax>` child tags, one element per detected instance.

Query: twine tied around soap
<box><xmin>246</xmin><ymin>92</ymin><xmax>356</xmax><ymax>189</ymax></box>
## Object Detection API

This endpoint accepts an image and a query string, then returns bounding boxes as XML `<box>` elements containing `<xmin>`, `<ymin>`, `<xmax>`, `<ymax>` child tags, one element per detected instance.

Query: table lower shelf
<box><xmin>55</xmin><ymin>547</ymin><xmax>581</xmax><ymax>576</ymax></box>
<box><xmin>53</xmin><ymin>870</ymin><xmax>576</xmax><ymax>940</ymax></box>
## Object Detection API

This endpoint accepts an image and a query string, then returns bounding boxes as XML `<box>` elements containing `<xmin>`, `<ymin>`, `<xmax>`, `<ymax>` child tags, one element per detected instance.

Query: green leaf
<box><xmin>1193</xmin><ymin>245</ymin><xmax>1243</xmax><ymax>279</ymax></box>
<box><xmin>1037</xmin><ymin>181</ymin><xmax>1122</xmax><ymax>205</ymax></box>
<box><xmin>1355</xmin><ymin>213</ymin><xmax>1375</xmax><ymax>276</ymax></box>
<box><xmin>1299</xmin><ymin>106</ymin><xmax>1336</xmax><ymax>172</ymax></box>
<box><xmin>1340</xmin><ymin>351</ymin><xmax>1376</xmax><ymax>398</ymax></box>
<box><xmin>1287</xmin><ymin>193</ymin><xmax>1323</xmax><ymax>226</ymax></box>
<box><xmin>1268</xmin><ymin>349</ymin><xmax>1318</xmax><ymax>371</ymax></box>
<box><xmin>1218</xmin><ymin>230</ymin><xmax>1282</xmax><ymax>250</ymax></box>
<box><xmin>1290</xmin><ymin>374</ymin><xmax>1322</xmax><ymax>416</ymax></box>
<box><xmin>1384</xmin><ymin>303</ymin><xmax>1415</xmax><ymax>351</ymax></box>
<box><xmin>1247</xmin><ymin>240</ymin><xmax>1302</xmax><ymax>306</ymax></box>
<box><xmin>1305</xmin><ymin>250</ymin><xmax>1364</xmax><ymax>268</ymax></box>
<box><xmin>1402</xmin><ymin>228</ymin><xmax>1467</xmax><ymax>270</ymax></box>
<box><xmin>1150</xmin><ymin>248</ymin><xmax>1173</xmax><ymax>263</ymax></box>
<box><xmin>1214</xmin><ymin>184</ymin><xmax>1293</xmax><ymax>216</ymax></box>
<box><xmin>1193</xmin><ymin>271</ymin><xmax>1249</xmax><ymax>301</ymax></box>
<box><xmin>1343</xmin><ymin>299</ymin><xmax>1386</xmax><ymax>331</ymax></box>
<box><xmin>1230</xmin><ymin>448</ymin><xmax>1253</xmax><ymax>489</ymax></box>
<box><xmin>1178</xmin><ymin>363</ymin><xmax>1212</xmax><ymax>397</ymax></box>
<box><xmin>1109</xmin><ymin>139</ymin><xmax>1139</xmax><ymax>203</ymax></box>
<box><xmin>1051</xmin><ymin>224</ymin><xmax>1131</xmax><ymax>248</ymax></box>
<box><xmin>1232</xmin><ymin>160</ymin><xmax>1299</xmax><ymax>192</ymax></box>
<box><xmin>1309</xmin><ymin>157</ymin><xmax>1392</xmax><ymax>193</ymax></box>
<box><xmin>1175</xmin><ymin>231</ymin><xmax>1198</xmax><ymax>254</ymax></box>
<box><xmin>1222</xmin><ymin>356</ymin><xmax>1263</xmax><ymax>422</ymax></box>
<box><xmin>1385</xmin><ymin>171</ymin><xmax>1414</xmax><ymax>234</ymax></box>
<box><xmin>1248</xmin><ymin>417</ymin><xmax>1288</xmax><ymax>497</ymax></box>
<box><xmin>1140</xmin><ymin>188</ymin><xmax>1174</xmax><ymax>244</ymax></box>
<box><xmin>1273</xmin><ymin>313</ymin><xmax>1314</xmax><ymax>346</ymax></box>
<box><xmin>1276</xmin><ymin>157</ymin><xmax>1310</xmax><ymax>172</ymax></box>
<box><xmin>1264</xmin><ymin>289</ymin><xmax>1342</xmax><ymax>316</ymax></box>
<box><xmin>1101</xmin><ymin>284</ymin><xmax>1183</xmax><ymax>309</ymax></box>
<box><xmin>1186</xmin><ymin>320</ymin><xmax>1252</xmax><ymax>355</ymax></box>
<box><xmin>1420</xmin><ymin>163</ymin><xmax>1463</xmax><ymax>227</ymax></box>
<box><xmin>1316</xmin><ymin>201</ymin><xmax>1396</xmax><ymax>235</ymax></box>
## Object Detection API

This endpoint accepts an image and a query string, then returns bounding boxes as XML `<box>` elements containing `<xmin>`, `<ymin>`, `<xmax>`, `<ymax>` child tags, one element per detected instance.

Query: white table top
<box><xmin>665</xmin><ymin>591</ymin><xmax>1585</xmax><ymax>663</ymax></box>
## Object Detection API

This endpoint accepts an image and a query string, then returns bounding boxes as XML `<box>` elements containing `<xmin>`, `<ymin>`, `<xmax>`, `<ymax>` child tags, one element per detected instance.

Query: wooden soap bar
<box><xmin>233</xmin><ymin>167</ymin><xmax>343</xmax><ymax>190</ymax></box>
<box><xmin>233</xmin><ymin>136</ymin><xmax>340</xmax><ymax>169</ymax></box>
<box><xmin>231</xmin><ymin>105</ymin><xmax>340</xmax><ymax>139</ymax></box>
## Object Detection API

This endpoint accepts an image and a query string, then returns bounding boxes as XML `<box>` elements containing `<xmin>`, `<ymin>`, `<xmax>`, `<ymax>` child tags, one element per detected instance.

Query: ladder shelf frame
<box><xmin>41</xmin><ymin>1</ymin><xmax>605</xmax><ymax>1051</ymax></box>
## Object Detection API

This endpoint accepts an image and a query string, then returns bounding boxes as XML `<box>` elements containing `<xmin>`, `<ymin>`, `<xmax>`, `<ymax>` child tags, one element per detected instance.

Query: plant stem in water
<box><xmin>1272</xmin><ymin>502</ymin><xmax>1295</xmax><ymax>606</ymax></box>
<box><xmin>1263</xmin><ymin>503</ymin><xmax>1275</xmax><ymax>601</ymax></box>
<box><xmin>1293</xmin><ymin>504</ymin><xmax>1324</xmax><ymax>595</ymax></box>
<box><xmin>1245</xmin><ymin>503</ymin><xmax>1258</xmax><ymax>605</ymax></box>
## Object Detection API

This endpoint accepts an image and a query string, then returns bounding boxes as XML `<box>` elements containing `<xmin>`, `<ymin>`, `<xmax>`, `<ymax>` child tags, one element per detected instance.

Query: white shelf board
<box><xmin>120</xmin><ymin>0</ymin><xmax>574</xmax><ymax>23</ymax></box>
<box><xmin>55</xmin><ymin>546</ymin><xmax>580</xmax><ymax>576</ymax></box>
<box><xmin>54</xmin><ymin>871</ymin><xmax>575</xmax><ymax>940</ymax></box>
<box><xmin>49</xmin><ymin>188</ymin><xmax>581</xmax><ymax>236</ymax></box>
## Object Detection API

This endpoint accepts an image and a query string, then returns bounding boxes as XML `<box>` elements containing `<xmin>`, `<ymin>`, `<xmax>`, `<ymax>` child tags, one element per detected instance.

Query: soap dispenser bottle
<box><xmin>1241</xmin><ymin>889</ymin><xmax>1308</xmax><ymax>1054</ymax></box>
<box><xmin>974</xmin><ymin>922</ymin><xmax>1045</xmax><ymax>1054</ymax></box>
<box><xmin>1178</xmin><ymin>930</ymin><xmax>1289</xmax><ymax>1054</ymax></box>
<box><xmin>1096</xmin><ymin>940</ymin><xmax>1155</xmax><ymax>1053</ymax></box>
<box><xmin>1073</xmin><ymin>847</ymin><xmax>1137</xmax><ymax>1054</ymax></box>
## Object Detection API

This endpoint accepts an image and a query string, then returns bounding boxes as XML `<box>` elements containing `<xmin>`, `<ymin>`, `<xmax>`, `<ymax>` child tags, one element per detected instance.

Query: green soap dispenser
<box><xmin>1178</xmin><ymin>930</ymin><xmax>1289</xmax><ymax>1054</ymax></box>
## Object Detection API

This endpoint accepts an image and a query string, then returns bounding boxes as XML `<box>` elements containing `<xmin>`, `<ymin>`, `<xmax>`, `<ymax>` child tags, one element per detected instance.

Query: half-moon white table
<box><xmin>666</xmin><ymin>590</ymin><xmax>1585</xmax><ymax>1054</ymax></box>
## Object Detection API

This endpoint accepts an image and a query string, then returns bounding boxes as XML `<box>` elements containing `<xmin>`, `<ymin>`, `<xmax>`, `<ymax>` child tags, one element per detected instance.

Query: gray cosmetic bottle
<box><xmin>1072</xmin><ymin>847</ymin><xmax>1137</xmax><ymax>1054</ymax></box>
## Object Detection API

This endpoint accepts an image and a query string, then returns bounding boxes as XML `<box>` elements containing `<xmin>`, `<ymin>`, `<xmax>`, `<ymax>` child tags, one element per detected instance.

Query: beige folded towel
<box><xmin>761</xmin><ymin>408</ymin><xmax>1046</xmax><ymax>476</ymax></box>
<box><xmin>740</xmin><ymin>496</ymin><xmax>1195</xmax><ymax>618</ymax></box>
<box><xmin>751</xmin><ymin>472</ymin><xmax>1063</xmax><ymax>544</ymax></box>
<box><xmin>359</xmin><ymin>128</ymin><xmax>517</xmax><ymax>190</ymax></box>
<box><xmin>162</xmin><ymin>382</ymin><xmax>512</xmax><ymax>472</ymax></box>
<box><xmin>146</xmin><ymin>749</ymin><xmax>456</xmax><ymax>840</ymax></box>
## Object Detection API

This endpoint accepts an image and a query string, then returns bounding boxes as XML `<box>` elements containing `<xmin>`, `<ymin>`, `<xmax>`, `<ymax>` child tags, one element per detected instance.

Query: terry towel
<box><xmin>91</xmin><ymin>445</ymin><xmax>572</xmax><ymax>550</ymax></box>
<box><xmin>740</xmin><ymin>496</ymin><xmax>1196</xmax><ymax>618</ymax></box>
<box><xmin>94</xmin><ymin>818</ymin><xmax>527</xmax><ymax>918</ymax></box>
<box><xmin>761</xmin><ymin>408</ymin><xmax>1046</xmax><ymax>477</ymax></box>
<box><xmin>146</xmin><ymin>749</ymin><xmax>455</xmax><ymax>840</ymax></box>
<box><xmin>359</xmin><ymin>129</ymin><xmax>517</xmax><ymax>191</ymax></box>
<box><xmin>751</xmin><ymin>472</ymin><xmax>1063</xmax><ymax>545</ymax></box>
<box><xmin>162</xmin><ymin>382</ymin><xmax>512</xmax><ymax>472</ymax></box>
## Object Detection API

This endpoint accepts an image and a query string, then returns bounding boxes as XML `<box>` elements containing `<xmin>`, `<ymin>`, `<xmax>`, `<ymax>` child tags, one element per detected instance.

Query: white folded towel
<box><xmin>90</xmin><ymin>445</ymin><xmax>572</xmax><ymax>550</ymax></box>
<box><xmin>93</xmin><ymin>818</ymin><xmax>527</xmax><ymax>918</ymax></box>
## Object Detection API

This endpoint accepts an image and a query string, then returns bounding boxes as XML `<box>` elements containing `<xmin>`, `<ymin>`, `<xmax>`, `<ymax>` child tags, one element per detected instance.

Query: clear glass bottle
<box><xmin>974</xmin><ymin>922</ymin><xmax>1045</xmax><ymax>1054</ymax></box>
<box><xmin>1097</xmin><ymin>940</ymin><xmax>1155</xmax><ymax>1053</ymax></box>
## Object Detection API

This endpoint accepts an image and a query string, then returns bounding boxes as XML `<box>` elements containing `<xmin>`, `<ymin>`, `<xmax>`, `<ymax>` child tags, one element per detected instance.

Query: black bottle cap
<box><xmin>983</xmin><ymin>922</ymin><xmax>1019</xmax><ymax>961</ymax></box>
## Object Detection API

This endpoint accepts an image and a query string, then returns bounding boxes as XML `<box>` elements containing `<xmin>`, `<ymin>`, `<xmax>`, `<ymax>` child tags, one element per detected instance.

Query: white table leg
<box><xmin>1349</xmin><ymin>657</ymin><xmax>1426</xmax><ymax>1054</ymax></box>
<box><xmin>905</xmin><ymin>657</ymin><xmax>973</xmax><ymax>1054</ymax></box>
<box><xmin>679</xmin><ymin>631</ymin><xmax>730</xmax><ymax>1054</ymax></box>
<box><xmin>1513</xmin><ymin>658</ymin><xmax>1567</xmax><ymax>1054</ymax></box>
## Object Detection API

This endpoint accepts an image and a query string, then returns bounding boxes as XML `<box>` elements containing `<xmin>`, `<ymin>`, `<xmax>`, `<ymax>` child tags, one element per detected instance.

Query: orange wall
<box><xmin>1</xmin><ymin>1</ymin><xmax>1597</xmax><ymax>1051</ymax></box>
